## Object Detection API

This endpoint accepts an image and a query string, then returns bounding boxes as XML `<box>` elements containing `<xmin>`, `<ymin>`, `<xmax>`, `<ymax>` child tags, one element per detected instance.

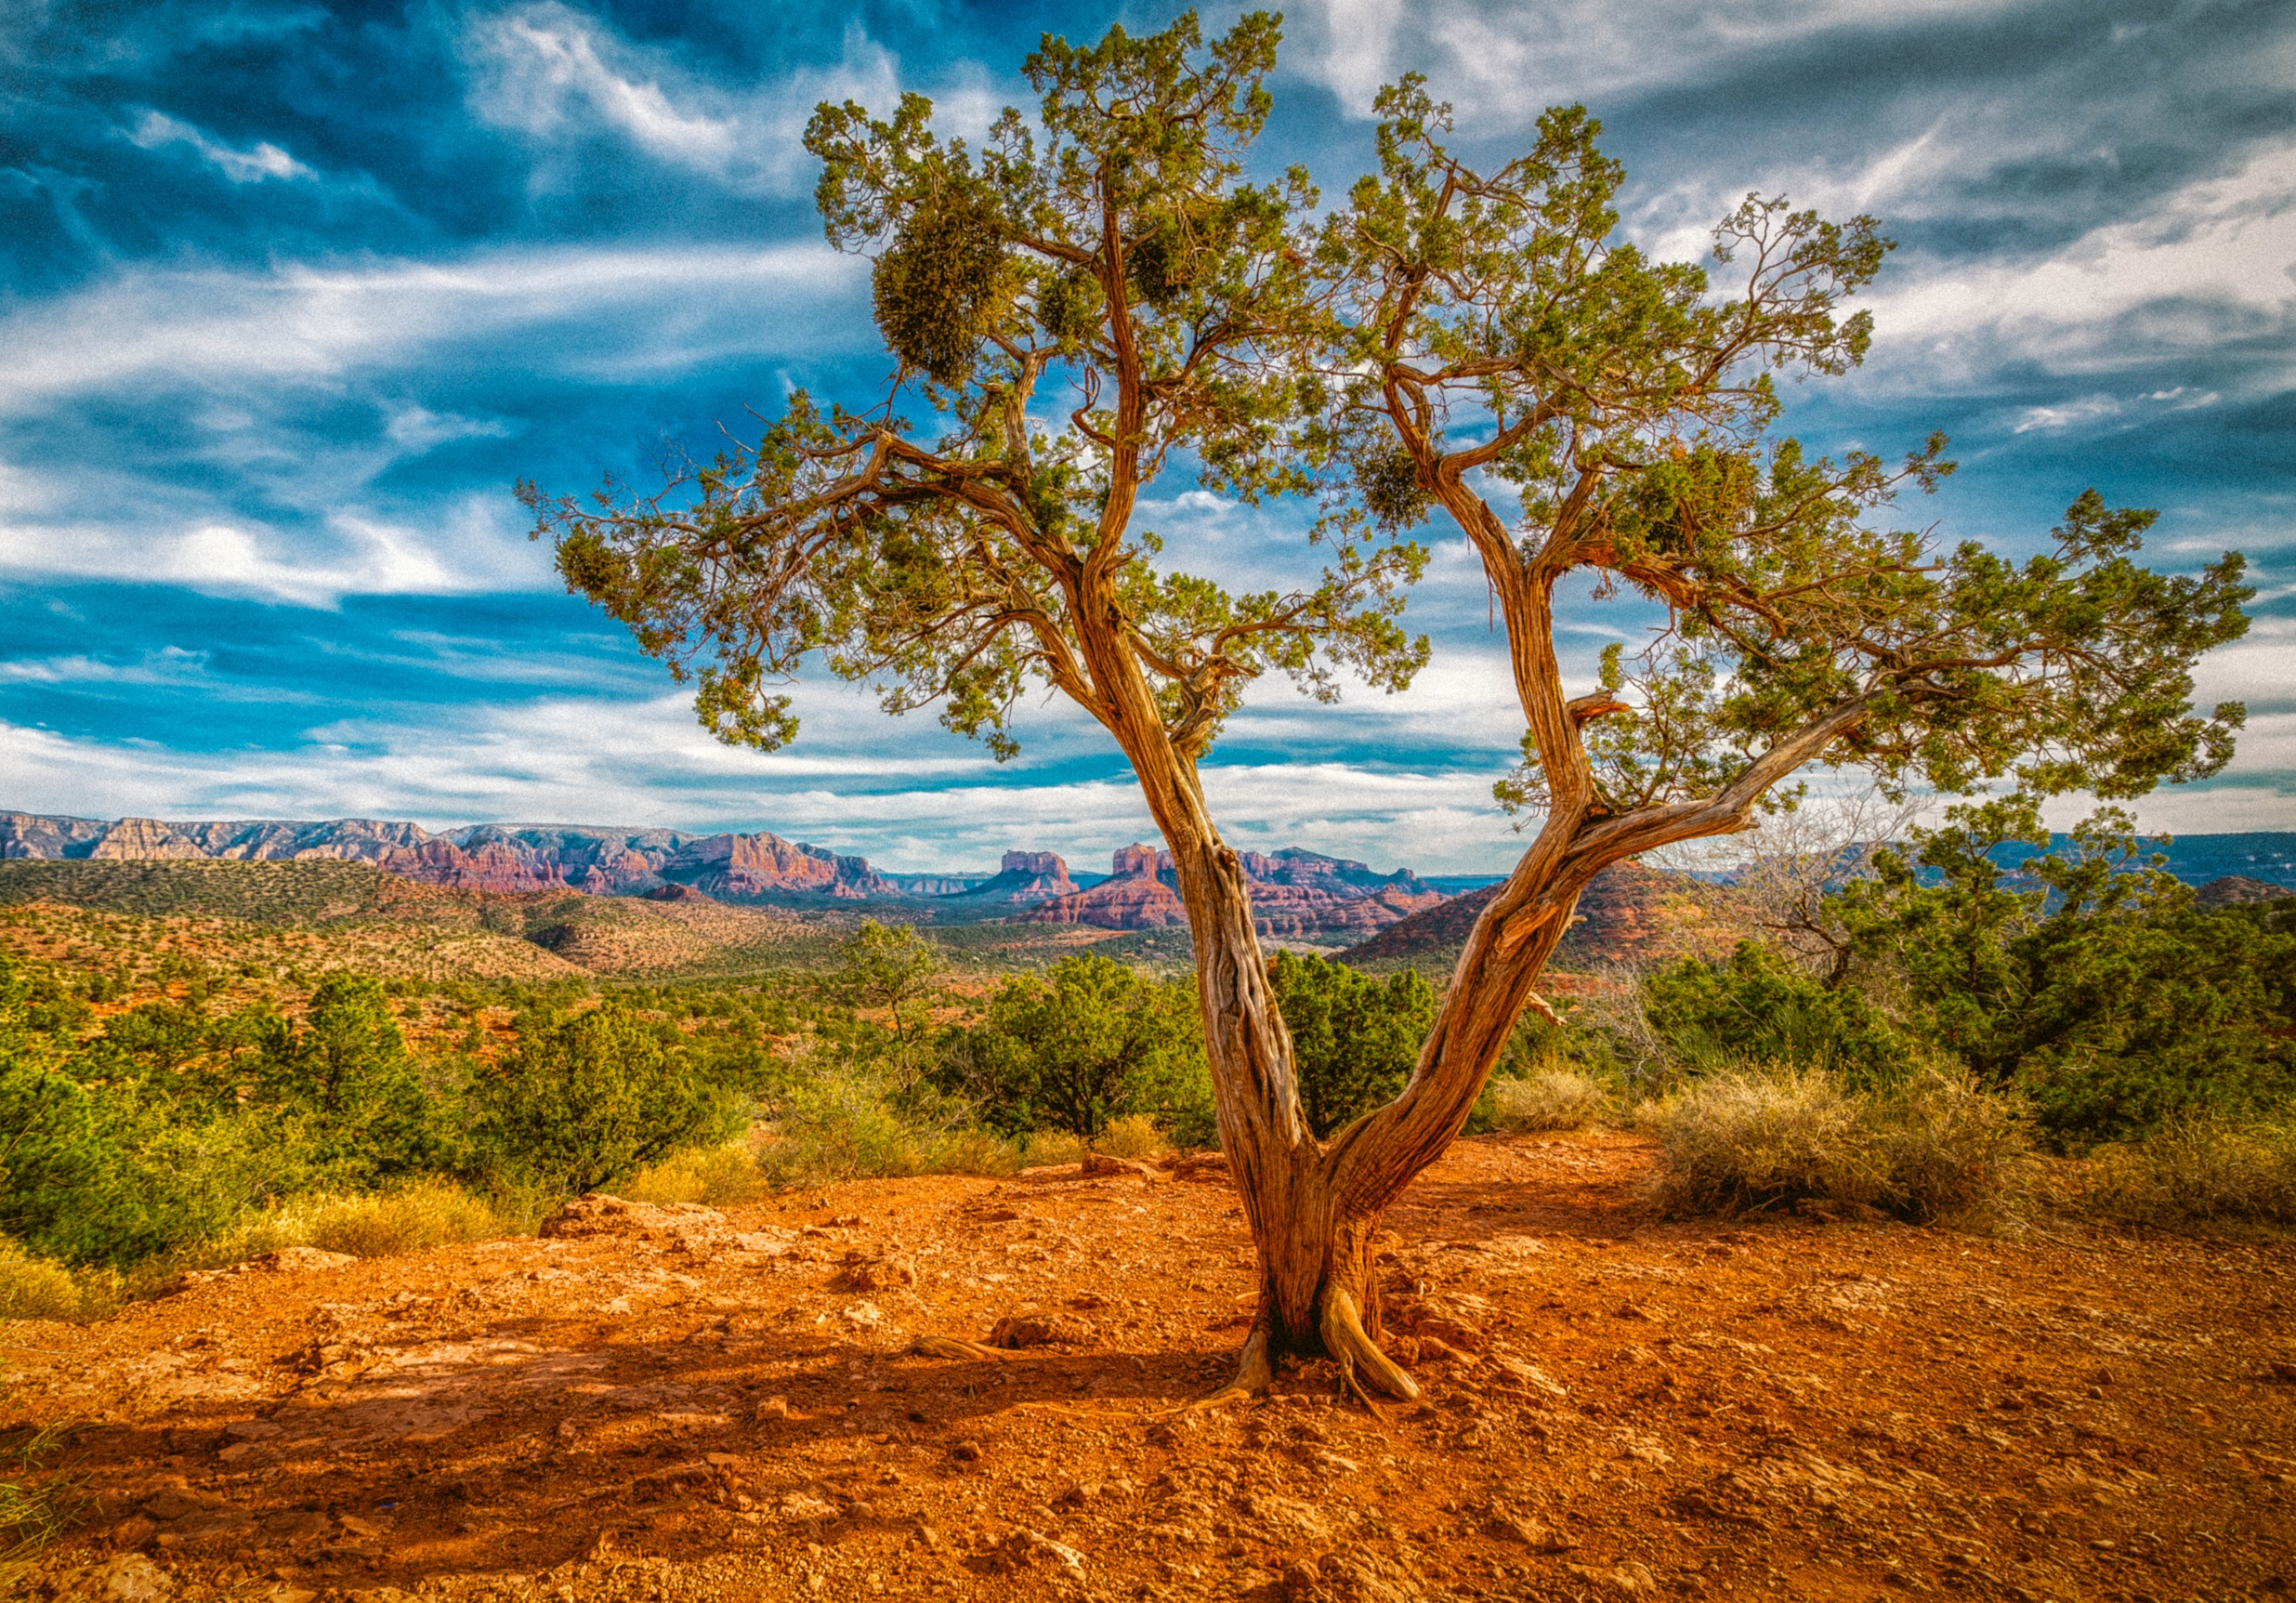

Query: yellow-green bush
<box><xmin>1093</xmin><ymin>1112</ymin><xmax>1167</xmax><ymax>1159</ymax></box>
<box><xmin>1648</xmin><ymin>1064</ymin><xmax>2039</xmax><ymax>1226</ymax></box>
<box><xmin>1019</xmin><ymin>1129</ymin><xmax>1089</xmax><ymax>1168</ymax></box>
<box><xmin>626</xmin><ymin>1140</ymin><xmax>769</xmax><ymax>1206</ymax></box>
<box><xmin>926</xmin><ymin>1128</ymin><xmax>1023</xmax><ymax>1177</ymax></box>
<box><xmin>157</xmin><ymin>1179</ymin><xmax>508</xmax><ymax>1278</ymax></box>
<box><xmin>0</xmin><ymin>1242</ymin><xmax>84</xmax><ymax>1323</ymax></box>
<box><xmin>2082</xmin><ymin>1111</ymin><xmax>2296</xmax><ymax>1228</ymax></box>
<box><xmin>1877</xmin><ymin>1069</ymin><xmax>2037</xmax><ymax>1226</ymax></box>
<box><xmin>1648</xmin><ymin>1066</ymin><xmax>1892</xmax><ymax>1215</ymax></box>
<box><xmin>1488</xmin><ymin>1067</ymin><xmax>1613</xmax><ymax>1133</ymax></box>
<box><xmin>301</xmin><ymin>1181</ymin><xmax>506</xmax><ymax>1257</ymax></box>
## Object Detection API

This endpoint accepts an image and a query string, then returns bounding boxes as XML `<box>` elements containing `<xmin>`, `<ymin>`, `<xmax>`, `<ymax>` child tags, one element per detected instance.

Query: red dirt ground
<box><xmin>8</xmin><ymin>1133</ymin><xmax>2293</xmax><ymax>1602</ymax></box>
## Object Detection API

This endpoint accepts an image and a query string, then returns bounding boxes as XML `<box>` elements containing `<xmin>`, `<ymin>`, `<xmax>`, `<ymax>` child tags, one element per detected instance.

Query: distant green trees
<box><xmin>471</xmin><ymin>1001</ymin><xmax>741</xmax><ymax>1194</ymax></box>
<box><xmin>1617</xmin><ymin>804</ymin><xmax>2296</xmax><ymax>1148</ymax></box>
<box><xmin>936</xmin><ymin>953</ymin><xmax>1211</xmax><ymax>1142</ymax></box>
<box><xmin>1266</xmin><ymin>953</ymin><xmax>1435</xmax><ymax>1138</ymax></box>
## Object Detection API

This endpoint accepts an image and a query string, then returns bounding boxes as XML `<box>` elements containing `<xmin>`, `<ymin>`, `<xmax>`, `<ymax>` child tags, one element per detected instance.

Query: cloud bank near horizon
<box><xmin>2</xmin><ymin>0</ymin><xmax>2290</xmax><ymax>872</ymax></box>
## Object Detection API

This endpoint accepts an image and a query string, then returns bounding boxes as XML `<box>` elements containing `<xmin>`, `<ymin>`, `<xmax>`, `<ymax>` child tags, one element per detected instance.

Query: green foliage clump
<box><xmin>2007</xmin><ymin>902</ymin><xmax>2296</xmax><ymax>1147</ymax></box>
<box><xmin>871</xmin><ymin>187</ymin><xmax>1014</xmax><ymax>388</ymax></box>
<box><xmin>937</xmin><ymin>953</ymin><xmax>1210</xmax><ymax>1142</ymax></box>
<box><xmin>1831</xmin><ymin>800</ymin><xmax>2296</xmax><ymax>1147</ymax></box>
<box><xmin>1642</xmin><ymin>940</ymin><xmax>1909</xmax><ymax>1085</ymax></box>
<box><xmin>837</xmin><ymin>920</ymin><xmax>940</xmax><ymax>1051</ymax></box>
<box><xmin>471</xmin><ymin>1002</ymin><xmax>741</xmax><ymax>1196</ymax></box>
<box><xmin>1267</xmin><ymin>952</ymin><xmax>1433</xmax><ymax>1137</ymax></box>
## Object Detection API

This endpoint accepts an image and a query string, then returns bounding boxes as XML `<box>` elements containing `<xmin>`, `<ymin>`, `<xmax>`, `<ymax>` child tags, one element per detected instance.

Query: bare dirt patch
<box><xmin>8</xmin><ymin>1134</ymin><xmax>2292</xmax><ymax>1601</ymax></box>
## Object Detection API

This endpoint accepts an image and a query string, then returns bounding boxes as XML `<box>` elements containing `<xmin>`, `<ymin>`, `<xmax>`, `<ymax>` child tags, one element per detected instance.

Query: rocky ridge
<box><xmin>1341</xmin><ymin>861</ymin><xmax>1749</xmax><ymax>968</ymax></box>
<box><xmin>2</xmin><ymin>817</ymin><xmax>1451</xmax><ymax>942</ymax></box>
<box><xmin>1018</xmin><ymin>845</ymin><xmax>1445</xmax><ymax>941</ymax></box>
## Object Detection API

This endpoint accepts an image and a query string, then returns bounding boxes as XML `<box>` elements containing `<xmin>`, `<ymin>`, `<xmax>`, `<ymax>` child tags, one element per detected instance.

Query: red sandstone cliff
<box><xmin>1016</xmin><ymin>844</ymin><xmax>1441</xmax><ymax>941</ymax></box>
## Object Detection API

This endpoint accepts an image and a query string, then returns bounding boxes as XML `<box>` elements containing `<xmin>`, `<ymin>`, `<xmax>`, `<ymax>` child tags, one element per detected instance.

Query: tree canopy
<box><xmin>524</xmin><ymin>11</ymin><xmax>2252</xmax><ymax>1398</ymax></box>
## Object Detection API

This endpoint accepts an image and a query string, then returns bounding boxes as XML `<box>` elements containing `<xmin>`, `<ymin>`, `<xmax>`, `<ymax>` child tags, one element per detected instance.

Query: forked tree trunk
<box><xmin>1157</xmin><ymin>798</ymin><xmax>1596</xmax><ymax>1399</ymax></box>
<box><xmin>1080</xmin><ymin>553</ymin><xmax>1624</xmax><ymax>1398</ymax></box>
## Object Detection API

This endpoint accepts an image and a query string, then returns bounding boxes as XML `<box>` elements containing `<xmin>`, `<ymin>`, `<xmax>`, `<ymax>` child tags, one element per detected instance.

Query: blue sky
<box><xmin>1</xmin><ymin>0</ymin><xmax>2290</xmax><ymax>874</ymax></box>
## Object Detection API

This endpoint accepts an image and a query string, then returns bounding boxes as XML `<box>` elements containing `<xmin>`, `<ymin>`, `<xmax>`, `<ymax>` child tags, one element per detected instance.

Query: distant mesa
<box><xmin>941</xmin><ymin>850</ymin><xmax>1079</xmax><ymax>906</ymax></box>
<box><xmin>1341</xmin><ymin>861</ymin><xmax>1749</xmax><ymax>968</ymax></box>
<box><xmin>2195</xmin><ymin>874</ymin><xmax>2289</xmax><ymax>907</ymax></box>
<box><xmin>21</xmin><ymin>808</ymin><xmax>2284</xmax><ymax>948</ymax></box>
<box><xmin>1016</xmin><ymin>842</ymin><xmax>1442</xmax><ymax>941</ymax></box>
<box><xmin>641</xmin><ymin>882</ymin><xmax>709</xmax><ymax>902</ymax></box>
<box><xmin>0</xmin><ymin>812</ymin><xmax>1445</xmax><ymax>943</ymax></box>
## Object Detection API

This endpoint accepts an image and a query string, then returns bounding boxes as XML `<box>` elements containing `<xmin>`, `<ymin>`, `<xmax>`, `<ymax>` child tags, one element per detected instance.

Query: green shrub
<box><xmin>2009</xmin><ymin>909</ymin><xmax>2296</xmax><ymax>1148</ymax></box>
<box><xmin>472</xmin><ymin>1001</ymin><xmax>741</xmax><ymax>1195</ymax></box>
<box><xmin>2082</xmin><ymin>1111</ymin><xmax>2296</xmax><ymax>1228</ymax></box>
<box><xmin>1269</xmin><ymin>952</ymin><xmax>1433</xmax><ymax>1137</ymax></box>
<box><xmin>754</xmin><ymin>1062</ymin><xmax>935</xmax><ymax>1188</ymax></box>
<box><xmin>937</xmin><ymin>954</ymin><xmax>1210</xmax><ymax>1141</ymax></box>
<box><xmin>1485</xmin><ymin>1067</ymin><xmax>1612</xmax><ymax>1133</ymax></box>
<box><xmin>1643</xmin><ymin>942</ymin><xmax>1909</xmax><ymax>1084</ymax></box>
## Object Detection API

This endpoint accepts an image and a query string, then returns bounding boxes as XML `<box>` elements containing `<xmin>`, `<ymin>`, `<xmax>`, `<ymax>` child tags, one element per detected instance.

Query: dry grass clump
<box><xmin>1488</xmin><ymin>1067</ymin><xmax>1614</xmax><ymax>1133</ymax></box>
<box><xmin>925</xmin><ymin>1128</ymin><xmax>1024</xmax><ymax>1178</ymax></box>
<box><xmin>163</xmin><ymin>1179</ymin><xmax>509</xmax><ymax>1277</ymax></box>
<box><xmin>1649</xmin><ymin>1064</ymin><xmax>2040</xmax><ymax>1227</ymax></box>
<box><xmin>0</xmin><ymin>1425</ymin><xmax>82</xmax><ymax>1586</ymax></box>
<box><xmin>1018</xmin><ymin>1130</ymin><xmax>1090</xmax><ymax>1169</ymax></box>
<box><xmin>0</xmin><ymin>1242</ymin><xmax>85</xmax><ymax>1323</ymax></box>
<box><xmin>626</xmin><ymin>1141</ymin><xmax>770</xmax><ymax>1207</ymax></box>
<box><xmin>1092</xmin><ymin>1113</ymin><xmax>1168</xmax><ymax>1159</ymax></box>
<box><xmin>1649</xmin><ymin>1066</ymin><xmax>1890</xmax><ymax>1215</ymax></box>
<box><xmin>1877</xmin><ymin>1070</ymin><xmax>2039</xmax><ymax>1226</ymax></box>
<box><xmin>2082</xmin><ymin>1111</ymin><xmax>2296</xmax><ymax>1229</ymax></box>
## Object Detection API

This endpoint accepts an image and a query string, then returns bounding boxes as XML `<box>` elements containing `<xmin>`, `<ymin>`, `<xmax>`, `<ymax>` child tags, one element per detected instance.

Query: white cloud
<box><xmin>0</xmin><ymin>241</ymin><xmax>862</xmax><ymax>414</ymax></box>
<box><xmin>0</xmin><ymin>494</ymin><xmax>550</xmax><ymax>606</ymax></box>
<box><xmin>461</xmin><ymin>3</ymin><xmax>900</xmax><ymax>192</ymax></box>
<box><xmin>127</xmin><ymin>109</ymin><xmax>315</xmax><ymax>184</ymax></box>
<box><xmin>384</xmin><ymin>405</ymin><xmax>516</xmax><ymax>453</ymax></box>
<box><xmin>0</xmin><ymin>647</ymin><xmax>210</xmax><ymax>686</ymax></box>
<box><xmin>1292</xmin><ymin>0</ymin><xmax>2017</xmax><ymax>123</ymax></box>
<box><xmin>1859</xmin><ymin>138</ymin><xmax>2296</xmax><ymax>383</ymax></box>
<box><xmin>0</xmin><ymin>673</ymin><xmax>1543</xmax><ymax>874</ymax></box>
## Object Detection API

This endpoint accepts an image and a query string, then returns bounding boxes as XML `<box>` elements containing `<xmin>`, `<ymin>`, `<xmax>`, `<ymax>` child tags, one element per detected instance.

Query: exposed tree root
<box><xmin>906</xmin><ymin>1334</ymin><xmax>1016</xmax><ymax>1362</ymax></box>
<box><xmin>1184</xmin><ymin>1311</ymin><xmax>1274</xmax><ymax>1412</ymax></box>
<box><xmin>1319</xmin><ymin>1288</ymin><xmax>1420</xmax><ymax>1403</ymax></box>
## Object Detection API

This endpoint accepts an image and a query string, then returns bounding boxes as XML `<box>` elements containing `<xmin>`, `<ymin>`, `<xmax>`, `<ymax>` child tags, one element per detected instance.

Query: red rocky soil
<box><xmin>8</xmin><ymin>1135</ymin><xmax>2293</xmax><ymax>1603</ymax></box>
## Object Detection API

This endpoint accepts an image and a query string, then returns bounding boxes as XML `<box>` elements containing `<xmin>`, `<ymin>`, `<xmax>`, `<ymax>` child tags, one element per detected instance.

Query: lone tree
<box><xmin>524</xmin><ymin>14</ymin><xmax>2250</xmax><ymax>1402</ymax></box>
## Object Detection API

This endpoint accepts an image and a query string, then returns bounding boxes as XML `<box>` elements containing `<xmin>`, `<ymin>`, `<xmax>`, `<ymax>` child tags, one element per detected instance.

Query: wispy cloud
<box><xmin>460</xmin><ymin>3</ymin><xmax>903</xmax><ymax>193</ymax></box>
<box><xmin>0</xmin><ymin>241</ymin><xmax>863</xmax><ymax>412</ymax></box>
<box><xmin>126</xmin><ymin>109</ymin><xmax>315</xmax><ymax>184</ymax></box>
